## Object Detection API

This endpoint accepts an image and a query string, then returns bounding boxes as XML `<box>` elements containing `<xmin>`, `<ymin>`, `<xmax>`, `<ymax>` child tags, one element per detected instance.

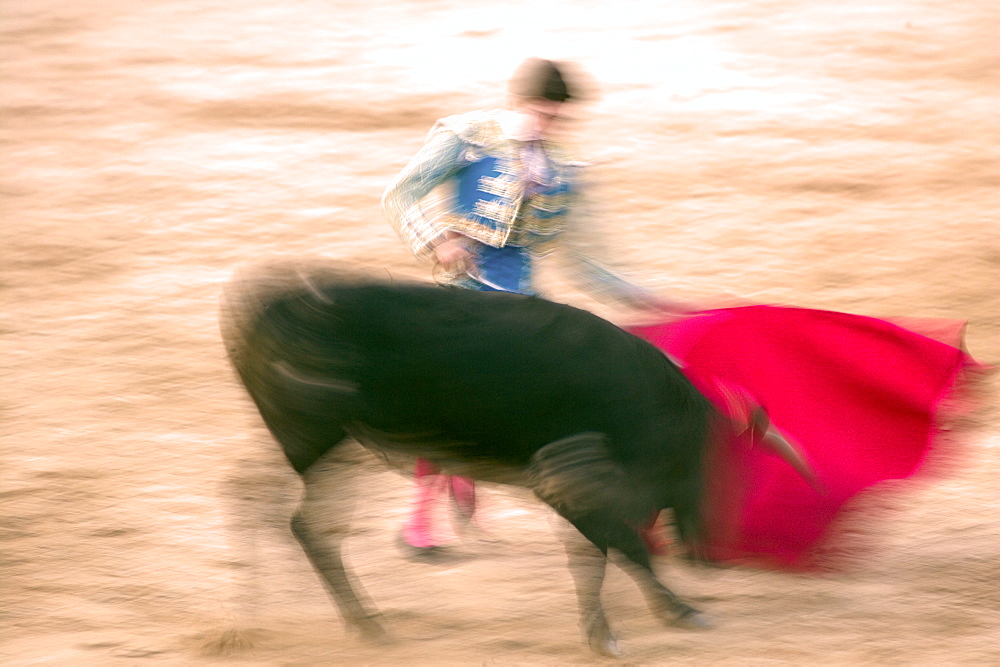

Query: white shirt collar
<box><xmin>498</xmin><ymin>109</ymin><xmax>539</xmax><ymax>142</ymax></box>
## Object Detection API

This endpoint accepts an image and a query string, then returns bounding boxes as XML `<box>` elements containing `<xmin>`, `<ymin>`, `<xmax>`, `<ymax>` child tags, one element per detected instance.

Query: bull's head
<box><xmin>748</xmin><ymin>408</ymin><xmax>822</xmax><ymax>493</ymax></box>
<box><xmin>679</xmin><ymin>389</ymin><xmax>824</xmax><ymax>566</ymax></box>
<box><xmin>715</xmin><ymin>380</ymin><xmax>823</xmax><ymax>493</ymax></box>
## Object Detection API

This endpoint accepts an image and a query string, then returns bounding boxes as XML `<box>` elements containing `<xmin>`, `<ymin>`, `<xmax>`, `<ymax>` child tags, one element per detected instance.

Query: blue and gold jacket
<box><xmin>382</xmin><ymin>109</ymin><xmax>648</xmax><ymax>300</ymax></box>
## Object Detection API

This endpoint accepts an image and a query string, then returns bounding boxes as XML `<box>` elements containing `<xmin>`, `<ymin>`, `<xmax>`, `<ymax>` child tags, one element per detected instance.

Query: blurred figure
<box><xmin>382</xmin><ymin>57</ymin><xmax>684</xmax><ymax>552</ymax></box>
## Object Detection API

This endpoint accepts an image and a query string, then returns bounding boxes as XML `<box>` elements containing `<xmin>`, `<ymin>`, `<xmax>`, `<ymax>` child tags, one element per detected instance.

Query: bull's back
<box><xmin>224</xmin><ymin>265</ymin><xmax>709</xmax><ymax>470</ymax></box>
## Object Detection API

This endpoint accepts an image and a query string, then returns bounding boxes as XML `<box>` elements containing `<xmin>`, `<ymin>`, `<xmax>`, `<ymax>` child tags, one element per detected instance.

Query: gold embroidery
<box><xmin>479</xmin><ymin>173</ymin><xmax>522</xmax><ymax>199</ymax></box>
<box><xmin>448</xmin><ymin>215</ymin><xmax>511</xmax><ymax>248</ymax></box>
<box><xmin>472</xmin><ymin>199</ymin><xmax>517</xmax><ymax>223</ymax></box>
<box><xmin>432</xmin><ymin>110</ymin><xmax>581</xmax><ymax>249</ymax></box>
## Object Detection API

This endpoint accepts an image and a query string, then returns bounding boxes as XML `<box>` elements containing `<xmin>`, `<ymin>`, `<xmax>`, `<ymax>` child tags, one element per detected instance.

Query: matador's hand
<box><xmin>433</xmin><ymin>238</ymin><xmax>472</xmax><ymax>273</ymax></box>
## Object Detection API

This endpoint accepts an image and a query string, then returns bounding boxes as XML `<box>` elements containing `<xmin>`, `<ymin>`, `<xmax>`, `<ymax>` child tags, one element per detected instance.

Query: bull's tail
<box><xmin>220</xmin><ymin>260</ymin><xmax>368</xmax><ymax>473</ymax></box>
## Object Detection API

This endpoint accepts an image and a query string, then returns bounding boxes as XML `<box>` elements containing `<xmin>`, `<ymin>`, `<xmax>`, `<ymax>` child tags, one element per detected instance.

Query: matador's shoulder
<box><xmin>434</xmin><ymin>108</ymin><xmax>585</xmax><ymax>167</ymax></box>
<box><xmin>435</xmin><ymin>109</ymin><xmax>507</xmax><ymax>149</ymax></box>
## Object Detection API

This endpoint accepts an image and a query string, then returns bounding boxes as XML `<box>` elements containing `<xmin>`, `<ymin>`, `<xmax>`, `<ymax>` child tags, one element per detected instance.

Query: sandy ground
<box><xmin>2</xmin><ymin>0</ymin><xmax>998</xmax><ymax>663</ymax></box>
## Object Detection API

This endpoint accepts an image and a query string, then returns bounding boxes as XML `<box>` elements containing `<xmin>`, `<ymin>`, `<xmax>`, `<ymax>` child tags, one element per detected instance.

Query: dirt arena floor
<box><xmin>2</xmin><ymin>0</ymin><xmax>998</xmax><ymax>663</ymax></box>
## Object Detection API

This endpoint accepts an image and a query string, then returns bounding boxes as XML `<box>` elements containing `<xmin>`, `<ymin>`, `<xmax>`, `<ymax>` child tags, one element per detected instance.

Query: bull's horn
<box><xmin>760</xmin><ymin>427</ymin><xmax>825</xmax><ymax>494</ymax></box>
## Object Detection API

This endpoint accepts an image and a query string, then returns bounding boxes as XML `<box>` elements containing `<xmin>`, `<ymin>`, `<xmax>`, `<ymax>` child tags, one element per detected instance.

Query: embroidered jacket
<box><xmin>382</xmin><ymin>109</ymin><xmax>649</xmax><ymax>301</ymax></box>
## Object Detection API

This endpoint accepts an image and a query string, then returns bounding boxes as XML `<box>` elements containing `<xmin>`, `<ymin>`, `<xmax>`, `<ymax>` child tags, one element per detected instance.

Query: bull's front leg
<box><xmin>531</xmin><ymin>433</ymin><xmax>711</xmax><ymax>656</ymax></box>
<box><xmin>559</xmin><ymin>522</ymin><xmax>619</xmax><ymax>656</ymax></box>
<box><xmin>619</xmin><ymin>555</ymin><xmax>714</xmax><ymax>631</ymax></box>
<box><xmin>562</xmin><ymin>525</ymin><xmax>621</xmax><ymax>657</ymax></box>
<box><xmin>569</xmin><ymin>512</ymin><xmax>712</xmax><ymax>631</ymax></box>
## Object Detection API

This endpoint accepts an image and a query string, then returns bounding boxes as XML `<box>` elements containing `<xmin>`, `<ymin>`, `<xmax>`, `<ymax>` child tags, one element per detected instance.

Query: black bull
<box><xmin>221</xmin><ymin>263</ymin><xmax>808</xmax><ymax>656</ymax></box>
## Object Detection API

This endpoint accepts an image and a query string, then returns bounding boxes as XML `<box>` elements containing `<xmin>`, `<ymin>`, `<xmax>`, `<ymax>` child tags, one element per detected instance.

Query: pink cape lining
<box><xmin>627</xmin><ymin>305</ymin><xmax>982</xmax><ymax>571</ymax></box>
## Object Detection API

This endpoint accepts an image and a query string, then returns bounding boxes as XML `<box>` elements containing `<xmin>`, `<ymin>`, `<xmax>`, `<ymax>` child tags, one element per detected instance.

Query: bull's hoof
<box><xmin>585</xmin><ymin>614</ymin><xmax>622</xmax><ymax>658</ymax></box>
<box><xmin>587</xmin><ymin>627</ymin><xmax>622</xmax><ymax>658</ymax></box>
<box><xmin>672</xmin><ymin>609</ymin><xmax>713</xmax><ymax>630</ymax></box>
<box><xmin>354</xmin><ymin>616</ymin><xmax>394</xmax><ymax>645</ymax></box>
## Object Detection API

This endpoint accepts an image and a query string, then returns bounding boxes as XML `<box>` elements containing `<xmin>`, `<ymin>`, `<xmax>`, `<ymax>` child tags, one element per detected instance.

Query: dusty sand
<box><xmin>2</xmin><ymin>0</ymin><xmax>998</xmax><ymax>663</ymax></box>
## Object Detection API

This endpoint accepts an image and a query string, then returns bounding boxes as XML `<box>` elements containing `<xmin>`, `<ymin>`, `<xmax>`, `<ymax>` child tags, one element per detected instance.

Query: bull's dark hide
<box><xmin>222</xmin><ymin>261</ymin><xmax>719</xmax><ymax>656</ymax></box>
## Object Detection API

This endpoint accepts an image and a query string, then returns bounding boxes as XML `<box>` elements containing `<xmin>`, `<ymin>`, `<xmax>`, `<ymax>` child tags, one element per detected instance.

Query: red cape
<box><xmin>628</xmin><ymin>306</ymin><xmax>982</xmax><ymax>570</ymax></box>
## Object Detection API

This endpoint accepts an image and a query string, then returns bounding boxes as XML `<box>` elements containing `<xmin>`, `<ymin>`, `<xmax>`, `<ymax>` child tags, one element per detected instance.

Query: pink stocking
<box><xmin>403</xmin><ymin>457</ymin><xmax>444</xmax><ymax>548</ymax></box>
<box><xmin>449</xmin><ymin>475</ymin><xmax>476</xmax><ymax>521</ymax></box>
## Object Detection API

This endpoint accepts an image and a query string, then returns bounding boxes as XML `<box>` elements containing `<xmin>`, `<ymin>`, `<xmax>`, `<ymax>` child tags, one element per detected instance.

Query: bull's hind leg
<box><xmin>241</xmin><ymin>335</ymin><xmax>388</xmax><ymax>641</ymax></box>
<box><xmin>531</xmin><ymin>433</ymin><xmax>708</xmax><ymax>655</ymax></box>
<box><xmin>290</xmin><ymin>440</ymin><xmax>391</xmax><ymax>643</ymax></box>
